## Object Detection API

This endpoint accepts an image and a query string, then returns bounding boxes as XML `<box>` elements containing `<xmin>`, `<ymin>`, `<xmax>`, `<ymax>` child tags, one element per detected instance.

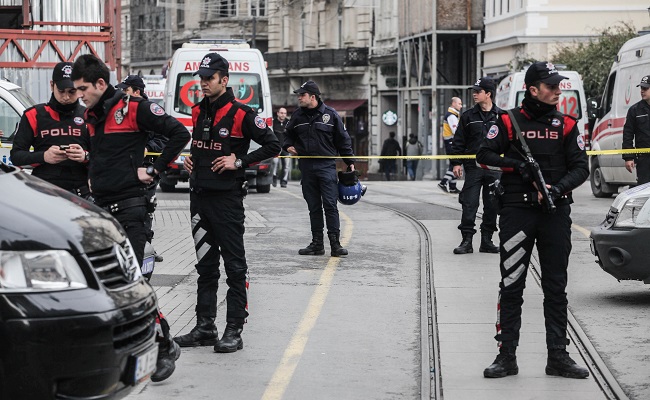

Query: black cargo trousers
<box><xmin>495</xmin><ymin>204</ymin><xmax>572</xmax><ymax>350</ymax></box>
<box><xmin>190</xmin><ymin>189</ymin><xmax>249</xmax><ymax>325</ymax></box>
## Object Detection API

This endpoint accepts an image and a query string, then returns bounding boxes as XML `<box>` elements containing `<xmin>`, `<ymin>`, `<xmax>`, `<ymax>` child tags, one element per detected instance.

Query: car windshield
<box><xmin>0</xmin><ymin>87</ymin><xmax>36</xmax><ymax>144</ymax></box>
<box><xmin>516</xmin><ymin>90</ymin><xmax>582</xmax><ymax>120</ymax></box>
<box><xmin>172</xmin><ymin>72</ymin><xmax>264</xmax><ymax>117</ymax></box>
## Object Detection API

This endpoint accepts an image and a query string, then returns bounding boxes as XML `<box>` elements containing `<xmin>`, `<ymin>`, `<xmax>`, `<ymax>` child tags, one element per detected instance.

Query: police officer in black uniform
<box><xmin>284</xmin><ymin>80</ymin><xmax>355</xmax><ymax>257</ymax></box>
<box><xmin>476</xmin><ymin>61</ymin><xmax>589</xmax><ymax>379</ymax></box>
<box><xmin>72</xmin><ymin>54</ymin><xmax>190</xmax><ymax>382</ymax></box>
<box><xmin>11</xmin><ymin>62</ymin><xmax>91</xmax><ymax>198</ymax></box>
<box><xmin>449</xmin><ymin>77</ymin><xmax>500</xmax><ymax>254</ymax></box>
<box><xmin>623</xmin><ymin>75</ymin><xmax>650</xmax><ymax>185</ymax></box>
<box><xmin>177</xmin><ymin>53</ymin><xmax>279</xmax><ymax>353</ymax></box>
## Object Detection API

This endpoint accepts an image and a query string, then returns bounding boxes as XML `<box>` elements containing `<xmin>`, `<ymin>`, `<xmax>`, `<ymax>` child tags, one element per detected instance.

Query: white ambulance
<box><xmin>495</xmin><ymin>68</ymin><xmax>589</xmax><ymax>143</ymax></box>
<box><xmin>161</xmin><ymin>40</ymin><xmax>274</xmax><ymax>193</ymax></box>
<box><xmin>589</xmin><ymin>34</ymin><xmax>650</xmax><ymax>198</ymax></box>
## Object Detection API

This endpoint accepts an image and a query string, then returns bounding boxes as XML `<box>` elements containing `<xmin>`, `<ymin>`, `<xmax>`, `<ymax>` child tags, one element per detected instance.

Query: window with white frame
<box><xmin>251</xmin><ymin>0</ymin><xmax>265</xmax><ymax>17</ymax></box>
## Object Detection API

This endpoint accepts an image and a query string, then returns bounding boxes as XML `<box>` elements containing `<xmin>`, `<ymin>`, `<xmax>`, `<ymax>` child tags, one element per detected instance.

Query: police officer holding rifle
<box><xmin>476</xmin><ymin>61</ymin><xmax>589</xmax><ymax>379</ymax></box>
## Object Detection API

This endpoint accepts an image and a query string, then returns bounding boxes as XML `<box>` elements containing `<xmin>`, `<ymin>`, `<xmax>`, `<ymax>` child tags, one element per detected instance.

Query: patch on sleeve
<box><xmin>577</xmin><ymin>134</ymin><xmax>585</xmax><ymax>150</ymax></box>
<box><xmin>150</xmin><ymin>103</ymin><xmax>165</xmax><ymax>116</ymax></box>
<box><xmin>487</xmin><ymin>125</ymin><xmax>499</xmax><ymax>139</ymax></box>
<box><xmin>255</xmin><ymin>115</ymin><xmax>267</xmax><ymax>129</ymax></box>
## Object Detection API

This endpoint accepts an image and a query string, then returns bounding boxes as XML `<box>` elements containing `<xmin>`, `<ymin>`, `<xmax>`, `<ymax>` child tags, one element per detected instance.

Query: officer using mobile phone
<box><xmin>11</xmin><ymin>62</ymin><xmax>91</xmax><ymax>198</ymax></box>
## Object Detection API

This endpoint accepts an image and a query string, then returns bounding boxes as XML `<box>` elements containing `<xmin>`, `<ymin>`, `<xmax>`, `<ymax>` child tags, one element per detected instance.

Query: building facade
<box><xmin>481</xmin><ymin>1</ymin><xmax>650</xmax><ymax>77</ymax></box>
<box><xmin>121</xmin><ymin>0</ymin><xmax>171</xmax><ymax>77</ymax></box>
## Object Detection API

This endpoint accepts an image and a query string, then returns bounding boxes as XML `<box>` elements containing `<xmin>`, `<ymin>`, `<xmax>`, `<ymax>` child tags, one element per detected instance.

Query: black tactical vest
<box><xmin>190</xmin><ymin>101</ymin><xmax>245</xmax><ymax>191</ymax></box>
<box><xmin>31</xmin><ymin>104</ymin><xmax>89</xmax><ymax>189</ymax></box>
<box><xmin>502</xmin><ymin>109</ymin><xmax>570</xmax><ymax>192</ymax></box>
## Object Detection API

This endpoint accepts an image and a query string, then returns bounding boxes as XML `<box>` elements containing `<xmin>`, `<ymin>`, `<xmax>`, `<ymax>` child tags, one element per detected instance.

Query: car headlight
<box><xmin>0</xmin><ymin>250</ymin><xmax>88</xmax><ymax>292</ymax></box>
<box><xmin>613</xmin><ymin>196</ymin><xmax>650</xmax><ymax>228</ymax></box>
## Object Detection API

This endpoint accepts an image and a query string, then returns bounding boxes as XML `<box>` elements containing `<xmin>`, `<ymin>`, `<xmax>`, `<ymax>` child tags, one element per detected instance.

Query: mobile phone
<box><xmin>59</xmin><ymin>145</ymin><xmax>71</xmax><ymax>150</ymax></box>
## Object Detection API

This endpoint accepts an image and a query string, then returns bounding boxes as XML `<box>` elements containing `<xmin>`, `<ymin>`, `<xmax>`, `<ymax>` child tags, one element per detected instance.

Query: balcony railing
<box><xmin>265</xmin><ymin>47</ymin><xmax>369</xmax><ymax>70</ymax></box>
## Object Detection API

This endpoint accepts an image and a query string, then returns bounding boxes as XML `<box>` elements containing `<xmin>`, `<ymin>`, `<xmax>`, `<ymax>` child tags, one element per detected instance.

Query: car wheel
<box><xmin>590</xmin><ymin>160</ymin><xmax>614</xmax><ymax>198</ymax></box>
<box><xmin>159</xmin><ymin>181</ymin><xmax>176</xmax><ymax>192</ymax></box>
<box><xmin>256</xmin><ymin>184</ymin><xmax>271</xmax><ymax>193</ymax></box>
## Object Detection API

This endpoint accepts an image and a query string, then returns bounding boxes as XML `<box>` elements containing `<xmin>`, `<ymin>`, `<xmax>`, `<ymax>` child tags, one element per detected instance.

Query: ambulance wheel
<box><xmin>257</xmin><ymin>184</ymin><xmax>271</xmax><ymax>193</ymax></box>
<box><xmin>590</xmin><ymin>160</ymin><xmax>613</xmax><ymax>198</ymax></box>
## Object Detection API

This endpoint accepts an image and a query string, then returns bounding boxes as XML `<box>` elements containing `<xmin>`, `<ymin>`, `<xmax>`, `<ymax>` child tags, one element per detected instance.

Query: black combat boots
<box><xmin>151</xmin><ymin>334</ymin><xmax>181</xmax><ymax>382</ymax></box>
<box><xmin>484</xmin><ymin>347</ymin><xmax>518</xmax><ymax>378</ymax></box>
<box><xmin>214</xmin><ymin>323</ymin><xmax>244</xmax><ymax>353</ymax></box>
<box><xmin>546</xmin><ymin>349</ymin><xmax>590</xmax><ymax>379</ymax></box>
<box><xmin>453</xmin><ymin>233</ymin><xmax>473</xmax><ymax>254</ymax></box>
<box><xmin>479</xmin><ymin>232</ymin><xmax>499</xmax><ymax>253</ymax></box>
<box><xmin>298</xmin><ymin>232</ymin><xmax>325</xmax><ymax>255</ymax></box>
<box><xmin>328</xmin><ymin>233</ymin><xmax>348</xmax><ymax>257</ymax></box>
<box><xmin>173</xmin><ymin>316</ymin><xmax>219</xmax><ymax>347</ymax></box>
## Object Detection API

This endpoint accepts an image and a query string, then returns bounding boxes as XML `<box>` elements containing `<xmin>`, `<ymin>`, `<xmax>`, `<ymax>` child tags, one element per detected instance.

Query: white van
<box><xmin>161</xmin><ymin>40</ymin><xmax>274</xmax><ymax>192</ymax></box>
<box><xmin>589</xmin><ymin>34</ymin><xmax>650</xmax><ymax>198</ymax></box>
<box><xmin>142</xmin><ymin>75</ymin><xmax>166</xmax><ymax>107</ymax></box>
<box><xmin>0</xmin><ymin>80</ymin><xmax>37</xmax><ymax>165</ymax></box>
<box><xmin>495</xmin><ymin>68</ymin><xmax>589</xmax><ymax>142</ymax></box>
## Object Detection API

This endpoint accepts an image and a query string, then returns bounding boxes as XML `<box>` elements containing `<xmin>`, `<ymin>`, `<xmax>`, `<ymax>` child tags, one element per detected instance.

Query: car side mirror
<box><xmin>587</xmin><ymin>96</ymin><xmax>602</xmax><ymax>120</ymax></box>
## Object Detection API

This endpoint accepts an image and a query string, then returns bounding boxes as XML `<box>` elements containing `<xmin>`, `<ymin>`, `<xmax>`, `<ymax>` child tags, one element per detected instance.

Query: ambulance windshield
<box><xmin>173</xmin><ymin>72</ymin><xmax>264</xmax><ymax>116</ymax></box>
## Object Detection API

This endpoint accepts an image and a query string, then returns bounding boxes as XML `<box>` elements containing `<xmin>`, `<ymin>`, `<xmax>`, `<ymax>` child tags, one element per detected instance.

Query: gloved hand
<box><xmin>518</xmin><ymin>162</ymin><xmax>532</xmax><ymax>182</ymax></box>
<box><xmin>549</xmin><ymin>185</ymin><xmax>563</xmax><ymax>201</ymax></box>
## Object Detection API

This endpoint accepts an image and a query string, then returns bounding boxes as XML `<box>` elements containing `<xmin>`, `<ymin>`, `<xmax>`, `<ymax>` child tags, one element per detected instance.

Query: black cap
<box><xmin>193</xmin><ymin>53</ymin><xmax>229</xmax><ymax>77</ymax></box>
<box><xmin>470</xmin><ymin>77</ymin><xmax>496</xmax><ymax>93</ymax></box>
<box><xmin>525</xmin><ymin>61</ymin><xmax>568</xmax><ymax>87</ymax></box>
<box><xmin>52</xmin><ymin>62</ymin><xmax>74</xmax><ymax>90</ymax></box>
<box><xmin>637</xmin><ymin>75</ymin><xmax>650</xmax><ymax>88</ymax></box>
<box><xmin>293</xmin><ymin>80</ymin><xmax>321</xmax><ymax>96</ymax></box>
<box><xmin>116</xmin><ymin>75</ymin><xmax>145</xmax><ymax>90</ymax></box>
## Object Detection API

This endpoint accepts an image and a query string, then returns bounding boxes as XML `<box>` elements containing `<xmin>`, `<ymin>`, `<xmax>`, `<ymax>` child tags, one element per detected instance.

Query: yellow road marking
<box><xmin>261</xmin><ymin>212</ymin><xmax>353</xmax><ymax>400</ymax></box>
<box><xmin>572</xmin><ymin>223</ymin><xmax>591</xmax><ymax>239</ymax></box>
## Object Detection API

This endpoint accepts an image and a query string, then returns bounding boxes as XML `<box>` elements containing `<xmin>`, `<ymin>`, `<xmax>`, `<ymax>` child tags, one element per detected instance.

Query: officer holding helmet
<box><xmin>476</xmin><ymin>61</ymin><xmax>589</xmax><ymax>379</ymax></box>
<box><xmin>178</xmin><ymin>53</ymin><xmax>279</xmax><ymax>353</ymax></box>
<box><xmin>11</xmin><ymin>62</ymin><xmax>91</xmax><ymax>198</ymax></box>
<box><xmin>284</xmin><ymin>80</ymin><xmax>355</xmax><ymax>257</ymax></box>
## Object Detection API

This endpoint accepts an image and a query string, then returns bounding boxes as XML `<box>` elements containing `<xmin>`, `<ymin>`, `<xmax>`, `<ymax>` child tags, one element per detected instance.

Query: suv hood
<box><xmin>610</xmin><ymin>182</ymin><xmax>650</xmax><ymax>212</ymax></box>
<box><xmin>0</xmin><ymin>169</ymin><xmax>125</xmax><ymax>254</ymax></box>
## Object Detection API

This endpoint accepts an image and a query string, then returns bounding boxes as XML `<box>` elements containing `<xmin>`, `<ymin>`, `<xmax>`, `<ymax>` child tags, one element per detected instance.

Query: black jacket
<box><xmin>85</xmin><ymin>86</ymin><xmax>190</xmax><ymax>203</ymax></box>
<box><xmin>284</xmin><ymin>101</ymin><xmax>355</xmax><ymax>166</ymax></box>
<box><xmin>476</xmin><ymin>106</ymin><xmax>588</xmax><ymax>201</ymax></box>
<box><xmin>273</xmin><ymin>117</ymin><xmax>288</xmax><ymax>156</ymax></box>
<box><xmin>11</xmin><ymin>95</ymin><xmax>90</xmax><ymax>190</ymax></box>
<box><xmin>622</xmin><ymin>99</ymin><xmax>650</xmax><ymax>160</ymax></box>
<box><xmin>450</xmin><ymin>103</ymin><xmax>501</xmax><ymax>168</ymax></box>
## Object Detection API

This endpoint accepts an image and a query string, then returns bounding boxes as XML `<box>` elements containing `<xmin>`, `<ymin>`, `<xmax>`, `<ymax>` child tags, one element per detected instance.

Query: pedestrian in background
<box><xmin>284</xmin><ymin>80</ymin><xmax>355</xmax><ymax>257</ymax></box>
<box><xmin>477</xmin><ymin>61</ymin><xmax>589</xmax><ymax>380</ymax></box>
<box><xmin>178</xmin><ymin>53</ymin><xmax>279</xmax><ymax>353</ymax></box>
<box><xmin>438</xmin><ymin>97</ymin><xmax>462</xmax><ymax>192</ymax></box>
<box><xmin>272</xmin><ymin>107</ymin><xmax>290</xmax><ymax>187</ymax></box>
<box><xmin>450</xmin><ymin>77</ymin><xmax>501</xmax><ymax>255</ymax></box>
<box><xmin>622</xmin><ymin>75</ymin><xmax>650</xmax><ymax>185</ymax></box>
<box><xmin>72</xmin><ymin>54</ymin><xmax>190</xmax><ymax>382</ymax></box>
<box><xmin>11</xmin><ymin>62</ymin><xmax>91</xmax><ymax>198</ymax></box>
<box><xmin>405</xmin><ymin>133</ymin><xmax>423</xmax><ymax>181</ymax></box>
<box><xmin>380</xmin><ymin>131</ymin><xmax>401</xmax><ymax>181</ymax></box>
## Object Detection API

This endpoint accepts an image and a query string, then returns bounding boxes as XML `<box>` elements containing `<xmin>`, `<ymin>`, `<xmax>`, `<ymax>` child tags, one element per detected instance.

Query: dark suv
<box><xmin>0</xmin><ymin>163</ymin><xmax>159</xmax><ymax>400</ymax></box>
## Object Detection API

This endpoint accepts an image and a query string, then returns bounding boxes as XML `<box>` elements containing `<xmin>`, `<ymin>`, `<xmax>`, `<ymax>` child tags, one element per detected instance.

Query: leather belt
<box><xmin>100</xmin><ymin>196</ymin><xmax>148</xmax><ymax>214</ymax></box>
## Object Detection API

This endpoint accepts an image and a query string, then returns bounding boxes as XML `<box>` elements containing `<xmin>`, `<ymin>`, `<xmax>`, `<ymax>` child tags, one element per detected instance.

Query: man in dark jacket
<box><xmin>476</xmin><ymin>61</ymin><xmax>589</xmax><ymax>380</ymax></box>
<box><xmin>272</xmin><ymin>107</ymin><xmax>290</xmax><ymax>187</ymax></box>
<box><xmin>284</xmin><ymin>80</ymin><xmax>355</xmax><ymax>257</ymax></box>
<box><xmin>178</xmin><ymin>52</ymin><xmax>280</xmax><ymax>354</ymax></box>
<box><xmin>11</xmin><ymin>62</ymin><xmax>91</xmax><ymax>198</ymax></box>
<box><xmin>72</xmin><ymin>54</ymin><xmax>190</xmax><ymax>382</ymax></box>
<box><xmin>622</xmin><ymin>75</ymin><xmax>650</xmax><ymax>185</ymax></box>
<box><xmin>450</xmin><ymin>77</ymin><xmax>501</xmax><ymax>255</ymax></box>
<box><xmin>380</xmin><ymin>131</ymin><xmax>401</xmax><ymax>181</ymax></box>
